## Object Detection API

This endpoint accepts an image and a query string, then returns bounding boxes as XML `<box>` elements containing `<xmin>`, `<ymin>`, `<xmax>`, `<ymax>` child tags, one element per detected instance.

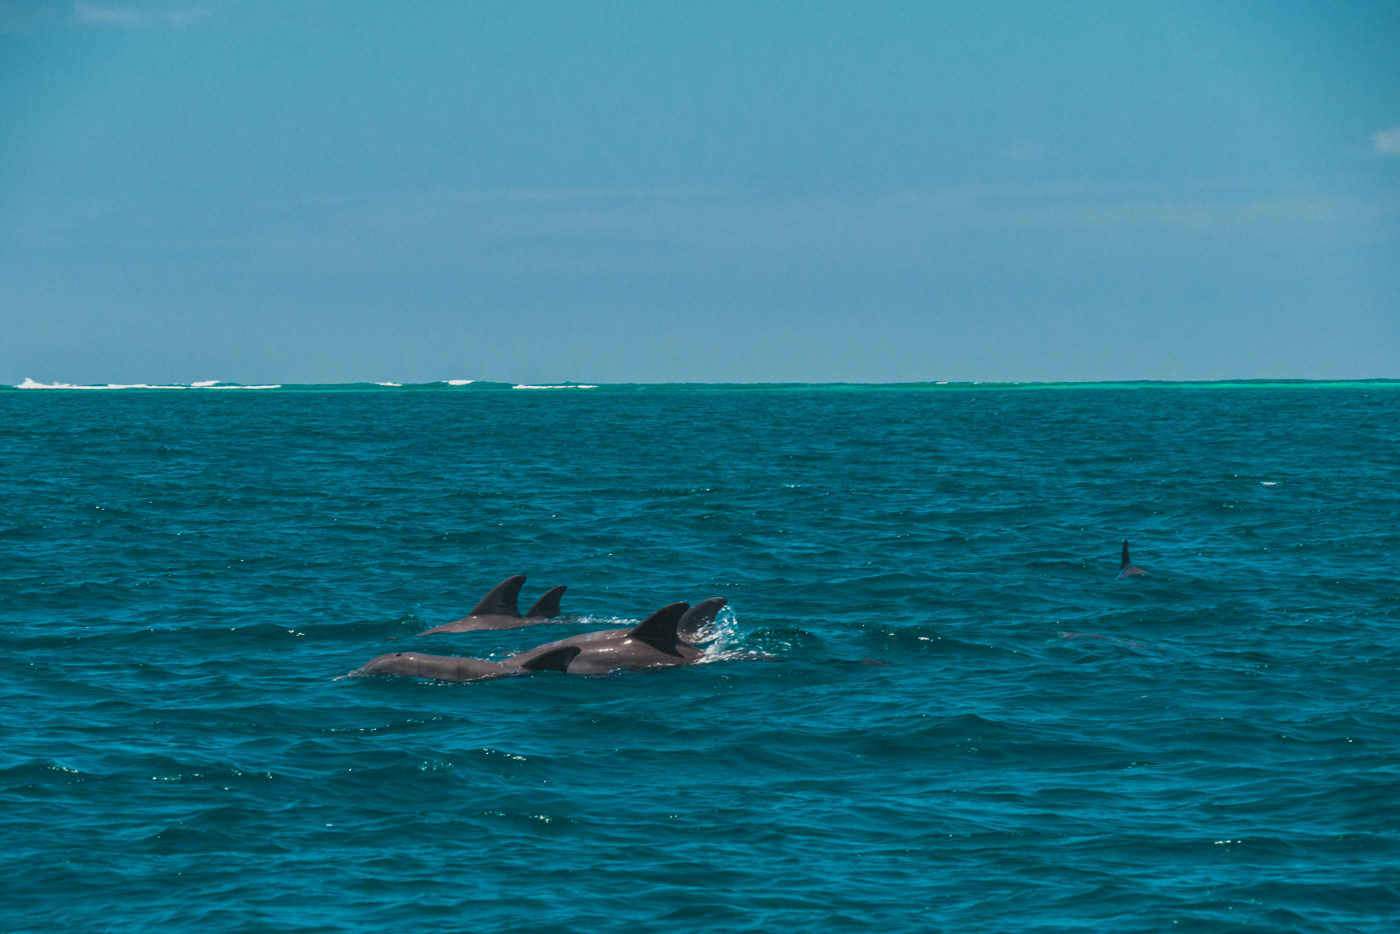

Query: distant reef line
<box><xmin>4</xmin><ymin>378</ymin><xmax>1398</xmax><ymax>393</ymax></box>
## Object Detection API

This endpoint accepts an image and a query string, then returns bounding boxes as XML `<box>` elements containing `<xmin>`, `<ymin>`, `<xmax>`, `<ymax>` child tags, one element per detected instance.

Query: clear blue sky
<box><xmin>2</xmin><ymin>0</ymin><xmax>1397</xmax><ymax>384</ymax></box>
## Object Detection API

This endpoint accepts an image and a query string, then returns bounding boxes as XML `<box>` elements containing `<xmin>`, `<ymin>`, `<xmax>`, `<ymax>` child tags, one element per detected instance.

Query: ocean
<box><xmin>3</xmin><ymin>380</ymin><xmax>1397</xmax><ymax>933</ymax></box>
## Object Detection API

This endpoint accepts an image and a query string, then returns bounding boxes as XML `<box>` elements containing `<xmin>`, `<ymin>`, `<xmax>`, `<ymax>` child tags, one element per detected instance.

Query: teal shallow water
<box><xmin>2</xmin><ymin>384</ymin><xmax>1398</xmax><ymax>932</ymax></box>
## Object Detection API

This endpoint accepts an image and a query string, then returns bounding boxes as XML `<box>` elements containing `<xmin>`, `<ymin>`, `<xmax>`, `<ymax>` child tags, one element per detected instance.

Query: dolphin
<box><xmin>1118</xmin><ymin>541</ymin><xmax>1147</xmax><ymax>578</ymax></box>
<box><xmin>418</xmin><ymin>575</ymin><xmax>568</xmax><ymax>634</ymax></box>
<box><xmin>348</xmin><ymin>601</ymin><xmax>711</xmax><ymax>682</ymax></box>
<box><xmin>346</xmin><ymin>645</ymin><xmax>581</xmax><ymax>682</ymax></box>
<box><xmin>1057</xmin><ymin>631</ymin><xmax>1177</xmax><ymax>659</ymax></box>
<box><xmin>508</xmin><ymin>601</ymin><xmax>704</xmax><ymax>675</ymax></box>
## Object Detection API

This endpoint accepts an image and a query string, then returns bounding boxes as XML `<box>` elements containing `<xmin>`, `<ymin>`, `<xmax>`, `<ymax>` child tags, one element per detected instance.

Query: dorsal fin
<box><xmin>525</xmin><ymin>585</ymin><xmax>566</xmax><ymax>619</ymax></box>
<box><xmin>519</xmin><ymin>645</ymin><xmax>580</xmax><ymax>673</ymax></box>
<box><xmin>678</xmin><ymin>597</ymin><xmax>726</xmax><ymax>638</ymax></box>
<box><xmin>627</xmin><ymin>602</ymin><xmax>689</xmax><ymax>655</ymax></box>
<box><xmin>1119</xmin><ymin>541</ymin><xmax>1146</xmax><ymax>577</ymax></box>
<box><xmin>469</xmin><ymin>575</ymin><xmax>525</xmax><ymax>617</ymax></box>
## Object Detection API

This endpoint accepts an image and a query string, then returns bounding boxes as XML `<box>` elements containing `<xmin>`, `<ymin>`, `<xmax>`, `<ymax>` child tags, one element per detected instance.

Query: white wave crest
<box><xmin>512</xmin><ymin>384</ymin><xmax>598</xmax><ymax>390</ymax></box>
<box><xmin>16</xmin><ymin>377</ymin><xmax>281</xmax><ymax>391</ymax></box>
<box><xmin>18</xmin><ymin>378</ymin><xmax>184</xmax><ymax>390</ymax></box>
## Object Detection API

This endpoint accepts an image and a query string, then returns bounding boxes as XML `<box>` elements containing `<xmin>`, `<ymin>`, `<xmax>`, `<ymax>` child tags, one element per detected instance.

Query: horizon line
<box><xmin>6</xmin><ymin>377</ymin><xmax>1399</xmax><ymax>392</ymax></box>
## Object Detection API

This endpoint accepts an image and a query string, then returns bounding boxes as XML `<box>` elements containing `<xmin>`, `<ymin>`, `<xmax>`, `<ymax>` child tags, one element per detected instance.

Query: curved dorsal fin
<box><xmin>525</xmin><ymin>585</ymin><xmax>567</xmax><ymax>619</ymax></box>
<box><xmin>519</xmin><ymin>645</ymin><xmax>580</xmax><ymax>673</ymax></box>
<box><xmin>627</xmin><ymin>602</ymin><xmax>689</xmax><ymax>655</ymax></box>
<box><xmin>678</xmin><ymin>597</ymin><xmax>726</xmax><ymax>639</ymax></box>
<box><xmin>469</xmin><ymin>575</ymin><xmax>525</xmax><ymax>617</ymax></box>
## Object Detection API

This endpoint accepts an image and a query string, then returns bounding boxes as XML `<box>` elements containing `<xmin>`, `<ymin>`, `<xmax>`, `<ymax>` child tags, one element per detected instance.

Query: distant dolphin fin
<box><xmin>678</xmin><ymin>597</ymin><xmax>726</xmax><ymax>638</ymax></box>
<box><xmin>519</xmin><ymin>645</ymin><xmax>580</xmax><ymax>673</ymax></box>
<box><xmin>1119</xmin><ymin>541</ymin><xmax>1146</xmax><ymax>577</ymax></box>
<box><xmin>627</xmin><ymin>602</ymin><xmax>690</xmax><ymax>655</ymax></box>
<box><xmin>469</xmin><ymin>575</ymin><xmax>526</xmax><ymax>617</ymax></box>
<box><xmin>525</xmin><ymin>585</ymin><xmax>566</xmax><ymax>619</ymax></box>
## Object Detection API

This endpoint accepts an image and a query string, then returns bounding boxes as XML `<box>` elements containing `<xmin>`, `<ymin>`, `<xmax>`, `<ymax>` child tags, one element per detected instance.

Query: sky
<box><xmin>1</xmin><ymin>0</ymin><xmax>1397</xmax><ymax>385</ymax></box>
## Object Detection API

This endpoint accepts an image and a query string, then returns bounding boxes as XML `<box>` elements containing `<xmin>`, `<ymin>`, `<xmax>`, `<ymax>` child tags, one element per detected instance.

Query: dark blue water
<box><xmin>3</xmin><ymin>383</ymin><xmax>1398</xmax><ymax>933</ymax></box>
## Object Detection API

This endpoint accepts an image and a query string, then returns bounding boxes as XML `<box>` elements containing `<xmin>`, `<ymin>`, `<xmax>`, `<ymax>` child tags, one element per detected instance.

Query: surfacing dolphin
<box><xmin>676</xmin><ymin>597</ymin><xmax>728</xmax><ymax>642</ymax></box>
<box><xmin>350</xmin><ymin>600</ymin><xmax>722</xmax><ymax>682</ymax></box>
<box><xmin>1118</xmin><ymin>541</ymin><xmax>1147</xmax><ymax>578</ymax></box>
<box><xmin>511</xmin><ymin>599</ymin><xmax>727</xmax><ymax>675</ymax></box>
<box><xmin>418</xmin><ymin>575</ymin><xmax>568</xmax><ymax>634</ymax></box>
<box><xmin>1057</xmin><ymin>631</ymin><xmax>1178</xmax><ymax>659</ymax></box>
<box><xmin>343</xmin><ymin>644</ymin><xmax>581</xmax><ymax>682</ymax></box>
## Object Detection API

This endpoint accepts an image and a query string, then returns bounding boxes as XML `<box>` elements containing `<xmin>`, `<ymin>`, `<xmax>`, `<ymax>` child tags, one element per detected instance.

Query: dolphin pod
<box><xmin>418</xmin><ymin>575</ymin><xmax>569</xmax><ymax>634</ymax></box>
<box><xmin>347</xmin><ymin>541</ymin><xmax>1144</xmax><ymax>684</ymax></box>
<box><xmin>349</xmin><ymin>600</ymin><xmax>724</xmax><ymax>683</ymax></box>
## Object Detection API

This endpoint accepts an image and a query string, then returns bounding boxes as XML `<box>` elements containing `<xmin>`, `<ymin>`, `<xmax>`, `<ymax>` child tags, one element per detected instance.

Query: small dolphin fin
<box><xmin>1119</xmin><ymin>541</ymin><xmax>1146</xmax><ymax>577</ymax></box>
<box><xmin>678</xmin><ymin>597</ymin><xmax>726</xmax><ymax>637</ymax></box>
<box><xmin>469</xmin><ymin>575</ymin><xmax>526</xmax><ymax>617</ymax></box>
<box><xmin>627</xmin><ymin>602</ymin><xmax>690</xmax><ymax>655</ymax></box>
<box><xmin>519</xmin><ymin>645</ymin><xmax>580</xmax><ymax>673</ymax></box>
<box><xmin>525</xmin><ymin>585</ymin><xmax>567</xmax><ymax>619</ymax></box>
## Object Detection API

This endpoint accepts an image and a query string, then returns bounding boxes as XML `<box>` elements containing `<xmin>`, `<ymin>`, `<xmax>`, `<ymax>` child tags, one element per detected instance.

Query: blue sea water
<box><xmin>2</xmin><ymin>381</ymin><xmax>1398</xmax><ymax>933</ymax></box>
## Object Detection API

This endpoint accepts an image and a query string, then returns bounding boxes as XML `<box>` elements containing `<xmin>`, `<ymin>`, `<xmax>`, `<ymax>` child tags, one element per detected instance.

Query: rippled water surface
<box><xmin>3</xmin><ymin>383</ymin><xmax>1398</xmax><ymax>933</ymax></box>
